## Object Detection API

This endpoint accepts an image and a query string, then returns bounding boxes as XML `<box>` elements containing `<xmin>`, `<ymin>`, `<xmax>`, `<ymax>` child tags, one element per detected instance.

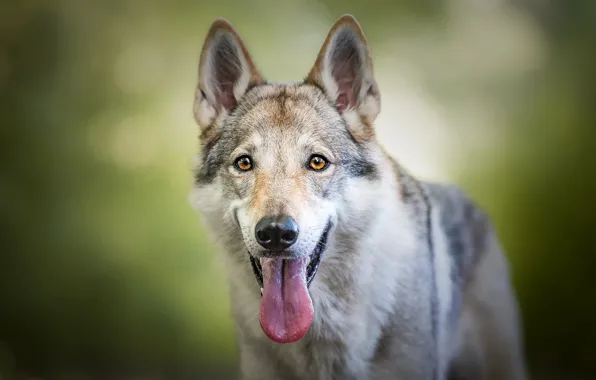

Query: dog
<box><xmin>189</xmin><ymin>14</ymin><xmax>528</xmax><ymax>380</ymax></box>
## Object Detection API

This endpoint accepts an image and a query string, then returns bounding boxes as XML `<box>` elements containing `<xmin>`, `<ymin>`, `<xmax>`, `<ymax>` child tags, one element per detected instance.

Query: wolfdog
<box><xmin>189</xmin><ymin>14</ymin><xmax>528</xmax><ymax>380</ymax></box>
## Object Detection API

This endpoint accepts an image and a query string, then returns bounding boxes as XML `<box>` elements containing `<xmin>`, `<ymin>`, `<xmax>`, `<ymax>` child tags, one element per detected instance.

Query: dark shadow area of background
<box><xmin>0</xmin><ymin>0</ymin><xmax>595</xmax><ymax>379</ymax></box>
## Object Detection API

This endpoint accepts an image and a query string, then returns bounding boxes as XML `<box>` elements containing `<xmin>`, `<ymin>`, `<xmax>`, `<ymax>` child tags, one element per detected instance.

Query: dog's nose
<box><xmin>255</xmin><ymin>215</ymin><xmax>299</xmax><ymax>251</ymax></box>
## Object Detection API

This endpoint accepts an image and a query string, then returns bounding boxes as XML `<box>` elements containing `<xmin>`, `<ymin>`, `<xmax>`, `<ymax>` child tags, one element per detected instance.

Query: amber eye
<box><xmin>234</xmin><ymin>155</ymin><xmax>253</xmax><ymax>171</ymax></box>
<box><xmin>308</xmin><ymin>155</ymin><xmax>329</xmax><ymax>171</ymax></box>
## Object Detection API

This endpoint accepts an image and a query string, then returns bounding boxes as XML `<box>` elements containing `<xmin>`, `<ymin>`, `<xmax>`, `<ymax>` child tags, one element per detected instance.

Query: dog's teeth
<box><xmin>260</xmin><ymin>287</ymin><xmax>263</xmax><ymax>296</ymax></box>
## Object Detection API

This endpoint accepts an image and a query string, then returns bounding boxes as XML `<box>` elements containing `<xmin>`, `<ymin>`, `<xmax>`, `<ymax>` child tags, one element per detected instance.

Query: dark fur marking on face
<box><xmin>195</xmin><ymin>121</ymin><xmax>251</xmax><ymax>186</ymax></box>
<box><xmin>339</xmin><ymin>126</ymin><xmax>378</xmax><ymax>180</ymax></box>
<box><xmin>343</xmin><ymin>155</ymin><xmax>377</xmax><ymax>179</ymax></box>
<box><xmin>195</xmin><ymin>134</ymin><xmax>224</xmax><ymax>184</ymax></box>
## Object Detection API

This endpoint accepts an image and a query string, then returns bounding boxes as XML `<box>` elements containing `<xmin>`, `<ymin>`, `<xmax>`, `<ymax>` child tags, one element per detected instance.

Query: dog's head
<box><xmin>190</xmin><ymin>15</ymin><xmax>384</xmax><ymax>344</ymax></box>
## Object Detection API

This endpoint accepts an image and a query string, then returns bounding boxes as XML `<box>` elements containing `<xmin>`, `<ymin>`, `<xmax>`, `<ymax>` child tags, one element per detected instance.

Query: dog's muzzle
<box><xmin>249</xmin><ymin>219</ymin><xmax>332</xmax><ymax>295</ymax></box>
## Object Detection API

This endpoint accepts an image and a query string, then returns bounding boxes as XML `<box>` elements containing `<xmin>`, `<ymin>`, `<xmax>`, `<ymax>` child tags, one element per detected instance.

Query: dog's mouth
<box><xmin>249</xmin><ymin>220</ymin><xmax>331</xmax><ymax>291</ymax></box>
<box><xmin>248</xmin><ymin>220</ymin><xmax>331</xmax><ymax>344</ymax></box>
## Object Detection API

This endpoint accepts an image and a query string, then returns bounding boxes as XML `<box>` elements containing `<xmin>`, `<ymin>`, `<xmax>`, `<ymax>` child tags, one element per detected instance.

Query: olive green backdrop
<box><xmin>0</xmin><ymin>0</ymin><xmax>594</xmax><ymax>379</ymax></box>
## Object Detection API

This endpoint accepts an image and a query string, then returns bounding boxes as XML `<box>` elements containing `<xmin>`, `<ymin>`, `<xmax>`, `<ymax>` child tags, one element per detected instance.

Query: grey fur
<box><xmin>189</xmin><ymin>15</ymin><xmax>528</xmax><ymax>380</ymax></box>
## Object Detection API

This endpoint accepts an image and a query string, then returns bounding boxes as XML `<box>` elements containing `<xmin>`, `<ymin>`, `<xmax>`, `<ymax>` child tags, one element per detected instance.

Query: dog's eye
<box><xmin>234</xmin><ymin>155</ymin><xmax>253</xmax><ymax>171</ymax></box>
<box><xmin>308</xmin><ymin>155</ymin><xmax>329</xmax><ymax>171</ymax></box>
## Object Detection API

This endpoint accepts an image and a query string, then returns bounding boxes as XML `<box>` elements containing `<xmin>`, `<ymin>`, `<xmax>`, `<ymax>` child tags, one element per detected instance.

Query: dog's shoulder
<box><xmin>423</xmin><ymin>182</ymin><xmax>494</xmax><ymax>284</ymax></box>
<box><xmin>389</xmin><ymin>157</ymin><xmax>494</xmax><ymax>275</ymax></box>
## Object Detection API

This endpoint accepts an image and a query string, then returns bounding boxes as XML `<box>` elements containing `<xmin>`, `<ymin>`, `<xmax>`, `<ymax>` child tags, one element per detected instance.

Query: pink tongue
<box><xmin>259</xmin><ymin>257</ymin><xmax>314</xmax><ymax>343</ymax></box>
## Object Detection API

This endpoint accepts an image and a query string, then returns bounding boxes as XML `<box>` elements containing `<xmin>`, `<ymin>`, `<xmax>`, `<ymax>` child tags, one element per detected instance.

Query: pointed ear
<box><xmin>194</xmin><ymin>18</ymin><xmax>264</xmax><ymax>134</ymax></box>
<box><xmin>305</xmin><ymin>15</ymin><xmax>380</xmax><ymax>139</ymax></box>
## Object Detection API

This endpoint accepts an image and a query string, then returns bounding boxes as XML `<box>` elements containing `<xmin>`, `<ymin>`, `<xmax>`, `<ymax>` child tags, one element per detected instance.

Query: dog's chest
<box><xmin>239</xmin><ymin>299</ymin><xmax>383</xmax><ymax>380</ymax></box>
<box><xmin>267</xmin><ymin>335</ymin><xmax>371</xmax><ymax>380</ymax></box>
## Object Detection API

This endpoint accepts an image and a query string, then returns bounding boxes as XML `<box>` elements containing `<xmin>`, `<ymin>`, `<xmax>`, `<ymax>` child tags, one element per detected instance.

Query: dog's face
<box><xmin>190</xmin><ymin>15</ymin><xmax>382</xmax><ymax>344</ymax></box>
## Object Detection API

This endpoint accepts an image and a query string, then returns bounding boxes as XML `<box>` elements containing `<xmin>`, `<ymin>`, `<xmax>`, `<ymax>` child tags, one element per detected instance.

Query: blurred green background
<box><xmin>0</xmin><ymin>0</ymin><xmax>595</xmax><ymax>379</ymax></box>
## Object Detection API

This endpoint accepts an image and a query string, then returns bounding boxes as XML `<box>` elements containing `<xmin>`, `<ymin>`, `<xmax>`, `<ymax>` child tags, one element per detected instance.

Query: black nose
<box><xmin>255</xmin><ymin>215</ymin><xmax>299</xmax><ymax>251</ymax></box>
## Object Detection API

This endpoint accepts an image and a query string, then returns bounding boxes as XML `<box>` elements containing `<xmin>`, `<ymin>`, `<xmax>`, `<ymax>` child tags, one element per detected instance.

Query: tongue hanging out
<box><xmin>259</xmin><ymin>256</ymin><xmax>314</xmax><ymax>343</ymax></box>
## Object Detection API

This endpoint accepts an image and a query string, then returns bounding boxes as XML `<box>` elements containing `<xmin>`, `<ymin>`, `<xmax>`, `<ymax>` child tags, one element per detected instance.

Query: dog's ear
<box><xmin>194</xmin><ymin>18</ymin><xmax>264</xmax><ymax>136</ymax></box>
<box><xmin>306</xmin><ymin>15</ymin><xmax>380</xmax><ymax>141</ymax></box>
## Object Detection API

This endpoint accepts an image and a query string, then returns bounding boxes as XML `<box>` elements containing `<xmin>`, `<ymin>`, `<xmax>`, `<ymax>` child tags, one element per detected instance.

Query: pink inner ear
<box><xmin>328</xmin><ymin>29</ymin><xmax>363</xmax><ymax>113</ymax></box>
<box><xmin>335</xmin><ymin>78</ymin><xmax>356</xmax><ymax>112</ymax></box>
<box><xmin>209</xmin><ymin>34</ymin><xmax>244</xmax><ymax>111</ymax></box>
<box><xmin>217</xmin><ymin>83</ymin><xmax>237</xmax><ymax>110</ymax></box>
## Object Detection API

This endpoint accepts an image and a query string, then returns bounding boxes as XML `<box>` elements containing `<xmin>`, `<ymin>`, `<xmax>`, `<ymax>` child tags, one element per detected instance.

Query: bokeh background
<box><xmin>1</xmin><ymin>0</ymin><xmax>595</xmax><ymax>379</ymax></box>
